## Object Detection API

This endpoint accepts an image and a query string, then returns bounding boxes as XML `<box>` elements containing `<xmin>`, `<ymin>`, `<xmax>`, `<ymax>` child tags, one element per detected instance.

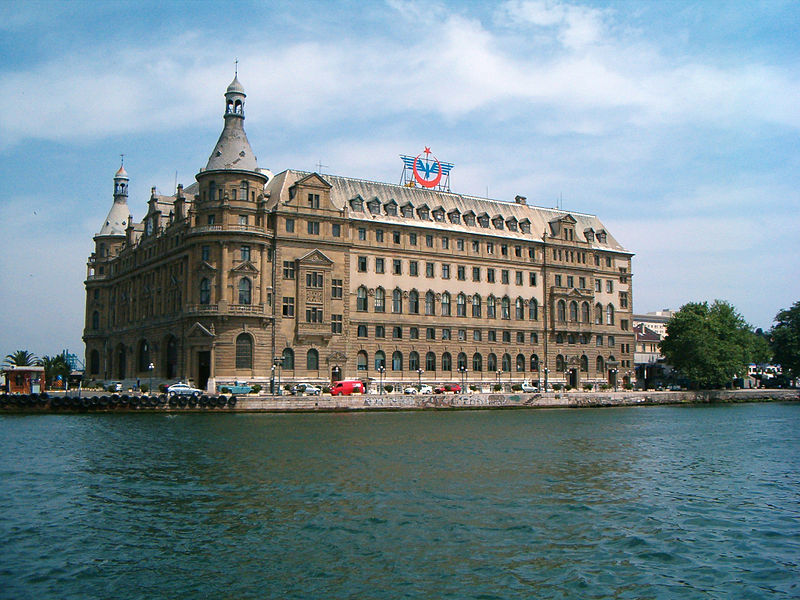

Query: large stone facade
<box><xmin>84</xmin><ymin>77</ymin><xmax>635</xmax><ymax>392</ymax></box>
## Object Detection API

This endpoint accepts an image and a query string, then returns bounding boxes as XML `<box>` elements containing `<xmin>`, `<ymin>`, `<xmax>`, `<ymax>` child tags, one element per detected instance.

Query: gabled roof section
<box><xmin>187</xmin><ymin>322</ymin><xmax>215</xmax><ymax>338</ymax></box>
<box><xmin>299</xmin><ymin>249</ymin><xmax>334</xmax><ymax>266</ymax></box>
<box><xmin>292</xmin><ymin>172</ymin><xmax>332</xmax><ymax>190</ymax></box>
<box><xmin>231</xmin><ymin>261</ymin><xmax>259</xmax><ymax>274</ymax></box>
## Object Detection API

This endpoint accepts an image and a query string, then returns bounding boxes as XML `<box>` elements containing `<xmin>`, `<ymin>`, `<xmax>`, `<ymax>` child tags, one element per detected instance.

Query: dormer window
<box><xmin>478</xmin><ymin>213</ymin><xmax>489</xmax><ymax>228</ymax></box>
<box><xmin>584</xmin><ymin>228</ymin><xmax>595</xmax><ymax>242</ymax></box>
<box><xmin>417</xmin><ymin>206</ymin><xmax>430</xmax><ymax>220</ymax></box>
<box><xmin>463</xmin><ymin>211</ymin><xmax>476</xmax><ymax>226</ymax></box>
<box><xmin>491</xmin><ymin>215</ymin><xmax>504</xmax><ymax>230</ymax></box>
<box><xmin>432</xmin><ymin>208</ymin><xmax>445</xmax><ymax>222</ymax></box>
<box><xmin>401</xmin><ymin>202</ymin><xmax>414</xmax><ymax>218</ymax></box>
<box><xmin>385</xmin><ymin>200</ymin><xmax>398</xmax><ymax>216</ymax></box>
<box><xmin>506</xmin><ymin>217</ymin><xmax>518</xmax><ymax>232</ymax></box>
<box><xmin>349</xmin><ymin>197</ymin><xmax>364</xmax><ymax>212</ymax></box>
<box><xmin>519</xmin><ymin>219</ymin><xmax>531</xmax><ymax>234</ymax></box>
<box><xmin>596</xmin><ymin>229</ymin><xmax>607</xmax><ymax>243</ymax></box>
<box><xmin>367</xmin><ymin>198</ymin><xmax>381</xmax><ymax>215</ymax></box>
<box><xmin>448</xmin><ymin>209</ymin><xmax>461</xmax><ymax>224</ymax></box>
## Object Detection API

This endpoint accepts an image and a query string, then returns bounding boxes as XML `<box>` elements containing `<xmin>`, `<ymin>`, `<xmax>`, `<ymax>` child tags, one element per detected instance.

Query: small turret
<box><xmin>204</xmin><ymin>74</ymin><xmax>259</xmax><ymax>173</ymax></box>
<box><xmin>97</xmin><ymin>161</ymin><xmax>131</xmax><ymax>237</ymax></box>
<box><xmin>114</xmin><ymin>163</ymin><xmax>129</xmax><ymax>199</ymax></box>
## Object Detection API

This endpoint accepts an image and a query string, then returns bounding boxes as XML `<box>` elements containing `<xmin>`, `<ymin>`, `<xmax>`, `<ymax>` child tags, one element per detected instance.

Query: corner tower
<box><xmin>93</xmin><ymin>162</ymin><xmax>131</xmax><ymax>260</ymax></box>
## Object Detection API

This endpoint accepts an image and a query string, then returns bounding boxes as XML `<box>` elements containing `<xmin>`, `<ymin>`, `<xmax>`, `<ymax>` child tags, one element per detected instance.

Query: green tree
<box><xmin>770</xmin><ymin>301</ymin><xmax>800</xmax><ymax>379</ymax></box>
<box><xmin>3</xmin><ymin>350</ymin><xmax>39</xmax><ymax>367</ymax></box>
<box><xmin>40</xmin><ymin>354</ymin><xmax>70</xmax><ymax>389</ymax></box>
<box><xmin>660</xmin><ymin>301</ymin><xmax>759</xmax><ymax>389</ymax></box>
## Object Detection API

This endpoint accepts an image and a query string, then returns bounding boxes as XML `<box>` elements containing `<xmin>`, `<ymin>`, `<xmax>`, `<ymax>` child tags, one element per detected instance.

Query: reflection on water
<box><xmin>1</xmin><ymin>404</ymin><xmax>798</xmax><ymax>599</ymax></box>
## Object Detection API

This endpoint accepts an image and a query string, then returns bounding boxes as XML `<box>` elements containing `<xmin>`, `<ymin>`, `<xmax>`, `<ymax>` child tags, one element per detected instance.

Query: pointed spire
<box><xmin>99</xmin><ymin>162</ymin><xmax>131</xmax><ymax>236</ymax></box>
<box><xmin>204</xmin><ymin>74</ymin><xmax>258</xmax><ymax>172</ymax></box>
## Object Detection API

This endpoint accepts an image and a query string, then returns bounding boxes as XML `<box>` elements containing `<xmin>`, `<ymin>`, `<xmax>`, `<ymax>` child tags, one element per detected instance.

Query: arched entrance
<box><xmin>331</xmin><ymin>365</ymin><xmax>342</xmax><ymax>383</ymax></box>
<box><xmin>164</xmin><ymin>336</ymin><xmax>178</xmax><ymax>379</ymax></box>
<box><xmin>116</xmin><ymin>344</ymin><xmax>127</xmax><ymax>380</ymax></box>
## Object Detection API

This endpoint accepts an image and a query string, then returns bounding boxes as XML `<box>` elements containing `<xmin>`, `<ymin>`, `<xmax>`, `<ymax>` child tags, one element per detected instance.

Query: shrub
<box><xmin>251</xmin><ymin>384</ymin><xmax>262</xmax><ymax>394</ymax></box>
<box><xmin>220</xmin><ymin>386</ymin><xmax>231</xmax><ymax>394</ymax></box>
<box><xmin>140</xmin><ymin>384</ymin><xmax>149</xmax><ymax>393</ymax></box>
<box><xmin>583</xmin><ymin>383</ymin><xmax>593</xmax><ymax>391</ymax></box>
<box><xmin>511</xmin><ymin>383</ymin><xmax>522</xmax><ymax>391</ymax></box>
<box><xmin>552</xmin><ymin>383</ymin><xmax>562</xmax><ymax>391</ymax></box>
<box><xmin>623</xmin><ymin>383</ymin><xmax>633</xmax><ymax>391</ymax></box>
<box><xmin>384</xmin><ymin>384</ymin><xmax>393</xmax><ymax>393</ymax></box>
<box><xmin>493</xmin><ymin>384</ymin><xmax>503</xmax><ymax>392</ymax></box>
<box><xmin>600</xmin><ymin>383</ymin><xmax>611</xmax><ymax>391</ymax></box>
<box><xmin>469</xmin><ymin>385</ymin><xmax>478</xmax><ymax>392</ymax></box>
<box><xmin>322</xmin><ymin>386</ymin><xmax>331</xmax><ymax>394</ymax></box>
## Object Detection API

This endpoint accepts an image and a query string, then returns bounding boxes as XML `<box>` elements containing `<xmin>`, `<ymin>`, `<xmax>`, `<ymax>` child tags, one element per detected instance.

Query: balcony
<box><xmin>297</xmin><ymin>321</ymin><xmax>331</xmax><ymax>341</ymax></box>
<box><xmin>185</xmin><ymin>303</ymin><xmax>267</xmax><ymax>317</ymax></box>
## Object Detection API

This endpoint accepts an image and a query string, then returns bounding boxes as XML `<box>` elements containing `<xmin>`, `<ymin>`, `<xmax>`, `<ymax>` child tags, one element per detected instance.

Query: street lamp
<box><xmin>148</xmin><ymin>362</ymin><xmax>154</xmax><ymax>394</ymax></box>
<box><xmin>417</xmin><ymin>368</ymin><xmax>424</xmax><ymax>387</ymax></box>
<box><xmin>459</xmin><ymin>365</ymin><xmax>466</xmax><ymax>390</ymax></box>
<box><xmin>612</xmin><ymin>368</ymin><xmax>618</xmax><ymax>392</ymax></box>
<box><xmin>378</xmin><ymin>365</ymin><xmax>385</xmax><ymax>394</ymax></box>
<box><xmin>544</xmin><ymin>367</ymin><xmax>549</xmax><ymax>391</ymax></box>
<box><xmin>273</xmin><ymin>357</ymin><xmax>284</xmax><ymax>395</ymax></box>
<box><xmin>496</xmin><ymin>370</ymin><xmax>502</xmax><ymax>389</ymax></box>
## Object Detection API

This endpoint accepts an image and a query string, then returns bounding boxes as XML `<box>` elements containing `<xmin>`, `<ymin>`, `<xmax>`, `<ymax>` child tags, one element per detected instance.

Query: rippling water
<box><xmin>1</xmin><ymin>403</ymin><xmax>798</xmax><ymax>599</ymax></box>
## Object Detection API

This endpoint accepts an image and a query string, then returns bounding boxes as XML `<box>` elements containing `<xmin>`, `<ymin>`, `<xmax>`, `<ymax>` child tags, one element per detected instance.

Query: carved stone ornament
<box><xmin>402</xmin><ymin>291</ymin><xmax>409</xmax><ymax>298</ymax></box>
<box><xmin>368</xmin><ymin>288</ymin><xmax>375</xmax><ymax>297</ymax></box>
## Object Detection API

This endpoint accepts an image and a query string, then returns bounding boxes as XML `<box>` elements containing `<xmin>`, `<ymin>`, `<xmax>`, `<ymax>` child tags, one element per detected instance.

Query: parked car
<box><xmin>108</xmin><ymin>381</ymin><xmax>123</xmax><ymax>392</ymax></box>
<box><xmin>403</xmin><ymin>384</ymin><xmax>433</xmax><ymax>395</ymax></box>
<box><xmin>330</xmin><ymin>380</ymin><xmax>365</xmax><ymax>396</ymax></box>
<box><xmin>434</xmin><ymin>383</ymin><xmax>462</xmax><ymax>394</ymax></box>
<box><xmin>291</xmin><ymin>383</ymin><xmax>322</xmax><ymax>396</ymax></box>
<box><xmin>521</xmin><ymin>381</ymin><xmax>538</xmax><ymax>393</ymax></box>
<box><xmin>167</xmin><ymin>382</ymin><xmax>203</xmax><ymax>397</ymax></box>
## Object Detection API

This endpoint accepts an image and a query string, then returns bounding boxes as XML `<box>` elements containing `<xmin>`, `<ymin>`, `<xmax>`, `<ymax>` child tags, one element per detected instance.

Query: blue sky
<box><xmin>1</xmin><ymin>0</ymin><xmax>798</xmax><ymax>360</ymax></box>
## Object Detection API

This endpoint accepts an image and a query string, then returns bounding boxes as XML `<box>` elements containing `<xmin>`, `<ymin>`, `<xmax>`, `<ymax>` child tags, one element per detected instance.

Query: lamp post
<box><xmin>273</xmin><ymin>357</ymin><xmax>284</xmax><ymax>395</ymax></box>
<box><xmin>417</xmin><ymin>368</ymin><xmax>424</xmax><ymax>387</ymax></box>
<box><xmin>544</xmin><ymin>367</ymin><xmax>549</xmax><ymax>391</ymax></box>
<box><xmin>378</xmin><ymin>365</ymin><xmax>385</xmax><ymax>394</ymax></box>
<box><xmin>612</xmin><ymin>368</ymin><xmax>618</xmax><ymax>392</ymax></box>
<box><xmin>459</xmin><ymin>365</ymin><xmax>466</xmax><ymax>390</ymax></box>
<box><xmin>496</xmin><ymin>370</ymin><xmax>502</xmax><ymax>390</ymax></box>
<box><xmin>148</xmin><ymin>362</ymin><xmax>154</xmax><ymax>394</ymax></box>
<box><xmin>270</xmin><ymin>365</ymin><xmax>275</xmax><ymax>394</ymax></box>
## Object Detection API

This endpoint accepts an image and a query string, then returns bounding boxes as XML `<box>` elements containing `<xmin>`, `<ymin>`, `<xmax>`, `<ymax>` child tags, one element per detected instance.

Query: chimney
<box><xmin>514</xmin><ymin>195</ymin><xmax>527</xmax><ymax>205</ymax></box>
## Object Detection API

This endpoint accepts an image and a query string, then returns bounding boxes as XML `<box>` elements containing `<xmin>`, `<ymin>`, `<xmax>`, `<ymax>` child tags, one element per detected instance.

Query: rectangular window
<box><xmin>458</xmin><ymin>329</ymin><xmax>466</xmax><ymax>341</ymax></box>
<box><xmin>393</xmin><ymin>326</ymin><xmax>402</xmax><ymax>339</ymax></box>
<box><xmin>426</xmin><ymin>235</ymin><xmax>433</xmax><ymax>248</ymax></box>
<box><xmin>410</xmin><ymin>327</ymin><xmax>419</xmax><ymax>340</ymax></box>
<box><xmin>555</xmin><ymin>274</ymin><xmax>562</xmax><ymax>287</ymax></box>
<box><xmin>606</xmin><ymin>256</ymin><xmax>612</xmax><ymax>267</ymax></box>
<box><xmin>358</xmin><ymin>325</ymin><xmax>367</xmax><ymax>338</ymax></box>
<box><xmin>376</xmin><ymin>229</ymin><xmax>384</xmax><ymax>243</ymax></box>
<box><xmin>201</xmin><ymin>245</ymin><xmax>210</xmax><ymax>261</ymax></box>
<box><xmin>283</xmin><ymin>261</ymin><xmax>295</xmax><ymax>279</ymax></box>
<box><xmin>307</xmin><ymin>221</ymin><xmax>320</xmax><ymax>235</ymax></box>
<box><xmin>426</xmin><ymin>262</ymin><xmax>435</xmax><ymax>277</ymax></box>
<box><xmin>442</xmin><ymin>328</ymin><xmax>451</xmax><ymax>340</ymax></box>
<box><xmin>515</xmin><ymin>271</ymin><xmax>523</xmax><ymax>285</ymax></box>
<box><xmin>488</xmin><ymin>330</ymin><xmax>497</xmax><ymax>342</ymax></box>
<box><xmin>528</xmin><ymin>247</ymin><xmax>535</xmax><ymax>260</ymax></box>
<box><xmin>410</xmin><ymin>261</ymin><xmax>419</xmax><ymax>276</ymax></box>
<box><xmin>332</xmin><ymin>223</ymin><xmax>341</xmax><ymax>237</ymax></box>
<box><xmin>442</xmin><ymin>237</ymin><xmax>449</xmax><ymax>250</ymax></box>
<box><xmin>332</xmin><ymin>279</ymin><xmax>343</xmax><ymax>298</ymax></box>
<box><xmin>596</xmin><ymin>335</ymin><xmax>603</xmax><ymax>346</ymax></box>
<box><xmin>595</xmin><ymin>279</ymin><xmax>602</xmax><ymax>292</ymax></box>
<box><xmin>472</xmin><ymin>267</ymin><xmax>480</xmax><ymax>282</ymax></box>
<box><xmin>239</xmin><ymin>214</ymin><xmax>248</xmax><ymax>226</ymax></box>
<box><xmin>579</xmin><ymin>276</ymin><xmax>586</xmax><ymax>289</ymax></box>
<box><xmin>457</xmin><ymin>266</ymin><xmax>466</xmax><ymax>281</ymax></box>
<box><xmin>409</xmin><ymin>233</ymin><xmax>417</xmax><ymax>246</ymax></box>
<box><xmin>606</xmin><ymin>280</ymin><xmax>614</xmax><ymax>293</ymax></box>
<box><xmin>393</xmin><ymin>259</ymin><xmax>402</xmax><ymax>275</ymax></box>
<box><xmin>457</xmin><ymin>239</ymin><xmax>465</xmax><ymax>251</ymax></box>
<box><xmin>529</xmin><ymin>272</ymin><xmax>537</xmax><ymax>286</ymax></box>
<box><xmin>517</xmin><ymin>332</ymin><xmax>525</xmax><ymax>343</ymax></box>
<box><xmin>285</xmin><ymin>218</ymin><xmax>294</xmax><ymax>233</ymax></box>
<box><xmin>358</xmin><ymin>256</ymin><xmax>367</xmax><ymax>272</ymax></box>
<box><xmin>375</xmin><ymin>258</ymin><xmax>384</xmax><ymax>274</ymax></box>
<box><xmin>608</xmin><ymin>335</ymin><xmax>615</xmax><ymax>347</ymax></box>
<box><xmin>426</xmin><ymin>327</ymin><xmax>435</xmax><ymax>340</ymax></box>
<box><xmin>567</xmin><ymin>275</ymin><xmax>574</xmax><ymax>288</ymax></box>
<box><xmin>393</xmin><ymin>231</ymin><xmax>401</xmax><ymax>244</ymax></box>
<box><xmin>376</xmin><ymin>325</ymin><xmax>385</xmax><ymax>338</ymax></box>
<box><xmin>308</xmin><ymin>193</ymin><xmax>320</xmax><ymax>208</ymax></box>
<box><xmin>282</xmin><ymin>297</ymin><xmax>295</xmax><ymax>317</ymax></box>
<box><xmin>487</xmin><ymin>242</ymin><xmax>494</xmax><ymax>255</ymax></box>
<box><xmin>502</xmin><ymin>331</ymin><xmax>511</xmax><ymax>343</ymax></box>
<box><xmin>207</xmin><ymin>214</ymin><xmax>216</xmax><ymax>225</ymax></box>
<box><xmin>306</xmin><ymin>307</ymin><xmax>324</xmax><ymax>323</ymax></box>
<box><xmin>442</xmin><ymin>264</ymin><xmax>450</xmax><ymax>279</ymax></box>
<box><xmin>487</xmin><ymin>269</ymin><xmax>496</xmax><ymax>283</ymax></box>
<box><xmin>501</xmin><ymin>244</ymin><xmax>508</xmax><ymax>256</ymax></box>
<box><xmin>620</xmin><ymin>292</ymin><xmax>629</xmax><ymax>308</ymax></box>
<box><xmin>306</xmin><ymin>272</ymin><xmax>323</xmax><ymax>288</ymax></box>
<box><xmin>473</xmin><ymin>329</ymin><xmax>482</xmax><ymax>341</ymax></box>
<box><xmin>472</xmin><ymin>241</ymin><xmax>480</xmax><ymax>253</ymax></box>
<box><xmin>501</xmin><ymin>270</ymin><xmax>509</xmax><ymax>284</ymax></box>
<box><xmin>621</xmin><ymin>319</ymin><xmax>629</xmax><ymax>331</ymax></box>
<box><xmin>358</xmin><ymin>228</ymin><xmax>366</xmax><ymax>241</ymax></box>
<box><xmin>515</xmin><ymin>246</ymin><xmax>522</xmax><ymax>258</ymax></box>
<box><xmin>331</xmin><ymin>314</ymin><xmax>342</xmax><ymax>333</ymax></box>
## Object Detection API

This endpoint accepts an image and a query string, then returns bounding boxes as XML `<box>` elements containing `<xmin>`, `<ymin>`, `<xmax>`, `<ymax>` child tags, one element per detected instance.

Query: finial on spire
<box><xmin>234</xmin><ymin>58</ymin><xmax>238</xmax><ymax>77</ymax></box>
<box><xmin>120</xmin><ymin>153</ymin><xmax>124</xmax><ymax>166</ymax></box>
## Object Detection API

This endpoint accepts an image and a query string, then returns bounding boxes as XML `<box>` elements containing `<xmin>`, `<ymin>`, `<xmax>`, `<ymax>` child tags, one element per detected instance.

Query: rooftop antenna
<box><xmin>234</xmin><ymin>58</ymin><xmax>238</xmax><ymax>76</ymax></box>
<box><xmin>174</xmin><ymin>170</ymin><xmax>178</xmax><ymax>193</ymax></box>
<box><xmin>315</xmin><ymin>160</ymin><xmax>328</xmax><ymax>173</ymax></box>
<box><xmin>120</xmin><ymin>153</ymin><xmax>124</xmax><ymax>166</ymax></box>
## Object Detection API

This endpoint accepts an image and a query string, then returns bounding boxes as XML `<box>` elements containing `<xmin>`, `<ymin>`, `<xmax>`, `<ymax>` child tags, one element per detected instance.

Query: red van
<box><xmin>330</xmin><ymin>380</ymin><xmax>365</xmax><ymax>396</ymax></box>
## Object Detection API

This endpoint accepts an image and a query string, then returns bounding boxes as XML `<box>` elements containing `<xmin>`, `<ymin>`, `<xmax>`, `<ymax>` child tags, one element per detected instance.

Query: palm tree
<box><xmin>4</xmin><ymin>350</ymin><xmax>39</xmax><ymax>367</ymax></box>
<box><xmin>41</xmin><ymin>354</ymin><xmax>70</xmax><ymax>389</ymax></box>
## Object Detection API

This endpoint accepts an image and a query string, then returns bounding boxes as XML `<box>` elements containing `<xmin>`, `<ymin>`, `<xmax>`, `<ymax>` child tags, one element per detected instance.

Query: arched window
<box><xmin>487</xmin><ymin>295</ymin><xmax>496</xmax><ymax>319</ymax></box>
<box><xmin>375</xmin><ymin>287</ymin><xmax>385</xmax><ymax>312</ymax></box>
<box><xmin>89</xmin><ymin>350</ymin><xmax>100</xmax><ymax>375</ymax></box>
<box><xmin>516</xmin><ymin>353</ymin><xmax>525</xmax><ymax>372</ymax></box>
<box><xmin>357</xmin><ymin>325</ymin><xmax>367</xmax><ymax>337</ymax></box>
<box><xmin>556</xmin><ymin>354</ymin><xmax>565</xmax><ymax>372</ymax></box>
<box><xmin>596</xmin><ymin>356</ymin><xmax>605</xmax><ymax>374</ymax></box>
<box><xmin>530</xmin><ymin>354</ymin><xmax>539</xmax><ymax>371</ymax></box>
<box><xmin>442</xmin><ymin>352</ymin><xmax>452</xmax><ymax>371</ymax></box>
<box><xmin>516</xmin><ymin>297</ymin><xmax>524</xmax><ymax>320</ymax></box>
<box><xmin>607</xmin><ymin>304</ymin><xmax>615</xmax><ymax>325</ymax></box>
<box><xmin>409</xmin><ymin>351</ymin><xmax>420</xmax><ymax>371</ymax></box>
<box><xmin>392</xmin><ymin>351</ymin><xmax>403</xmax><ymax>371</ymax></box>
<box><xmin>425</xmin><ymin>291</ymin><xmax>435</xmax><ymax>315</ymax></box>
<box><xmin>409</xmin><ymin>290</ymin><xmax>419</xmax><ymax>314</ymax></box>
<box><xmin>236</xmin><ymin>333</ymin><xmax>253</xmax><ymax>369</ymax></box>
<box><xmin>530</xmin><ymin>332</ymin><xmax>538</xmax><ymax>344</ymax></box>
<box><xmin>375</xmin><ymin>350</ymin><xmax>386</xmax><ymax>370</ymax></box>
<box><xmin>137</xmin><ymin>340</ymin><xmax>150</xmax><ymax>372</ymax></box>
<box><xmin>307</xmin><ymin>349</ymin><xmax>319</xmax><ymax>370</ymax></box>
<box><xmin>92</xmin><ymin>311</ymin><xmax>99</xmax><ymax>329</ymax></box>
<box><xmin>441</xmin><ymin>292</ymin><xmax>451</xmax><ymax>316</ymax></box>
<box><xmin>556</xmin><ymin>332</ymin><xmax>564</xmax><ymax>344</ymax></box>
<box><xmin>501</xmin><ymin>296</ymin><xmax>511</xmax><ymax>320</ymax></box>
<box><xmin>357</xmin><ymin>350</ymin><xmax>368</xmax><ymax>371</ymax></box>
<box><xmin>426</xmin><ymin>352</ymin><xmax>436</xmax><ymax>371</ymax></box>
<box><xmin>473</xmin><ymin>353</ymin><xmax>483</xmax><ymax>372</ymax></box>
<box><xmin>238</xmin><ymin>277</ymin><xmax>252</xmax><ymax>305</ymax></box>
<box><xmin>488</xmin><ymin>353</ymin><xmax>497</xmax><ymax>372</ymax></box>
<box><xmin>502</xmin><ymin>353</ymin><xmax>512</xmax><ymax>372</ymax></box>
<box><xmin>595</xmin><ymin>303</ymin><xmax>603</xmax><ymax>324</ymax></box>
<box><xmin>282</xmin><ymin>348</ymin><xmax>295</xmax><ymax>369</ymax></box>
<box><xmin>569</xmin><ymin>301</ymin><xmax>578</xmax><ymax>322</ymax></box>
<box><xmin>568</xmin><ymin>333</ymin><xmax>576</xmax><ymax>344</ymax></box>
<box><xmin>457</xmin><ymin>293</ymin><xmax>467</xmax><ymax>317</ymax></box>
<box><xmin>457</xmin><ymin>352</ymin><xmax>467</xmax><ymax>371</ymax></box>
<box><xmin>557</xmin><ymin>300</ymin><xmax>567</xmax><ymax>322</ymax></box>
<box><xmin>580</xmin><ymin>355</ymin><xmax>588</xmax><ymax>372</ymax></box>
<box><xmin>200</xmin><ymin>278</ymin><xmax>211</xmax><ymax>305</ymax></box>
<box><xmin>472</xmin><ymin>294</ymin><xmax>482</xmax><ymax>318</ymax></box>
<box><xmin>581</xmin><ymin>302</ymin><xmax>590</xmax><ymax>323</ymax></box>
<box><xmin>529</xmin><ymin>298</ymin><xmax>538</xmax><ymax>320</ymax></box>
<box><xmin>357</xmin><ymin>286</ymin><xmax>368</xmax><ymax>311</ymax></box>
<box><xmin>392</xmin><ymin>288</ymin><xmax>403</xmax><ymax>313</ymax></box>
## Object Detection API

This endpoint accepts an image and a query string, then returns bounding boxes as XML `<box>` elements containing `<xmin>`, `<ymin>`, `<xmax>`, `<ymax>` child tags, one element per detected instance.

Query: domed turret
<box><xmin>204</xmin><ymin>75</ymin><xmax>258</xmax><ymax>172</ymax></box>
<box><xmin>98</xmin><ymin>161</ymin><xmax>131</xmax><ymax>237</ymax></box>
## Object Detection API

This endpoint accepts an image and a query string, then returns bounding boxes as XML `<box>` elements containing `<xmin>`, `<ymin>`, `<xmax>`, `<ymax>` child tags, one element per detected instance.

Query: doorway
<box><xmin>197</xmin><ymin>351</ymin><xmax>211</xmax><ymax>390</ymax></box>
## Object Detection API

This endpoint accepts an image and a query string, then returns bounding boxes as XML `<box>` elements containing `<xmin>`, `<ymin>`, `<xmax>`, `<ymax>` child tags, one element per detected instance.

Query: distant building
<box><xmin>84</xmin><ymin>76</ymin><xmax>635</xmax><ymax>392</ymax></box>
<box><xmin>633</xmin><ymin>310</ymin><xmax>673</xmax><ymax>339</ymax></box>
<box><xmin>3</xmin><ymin>366</ymin><xmax>45</xmax><ymax>394</ymax></box>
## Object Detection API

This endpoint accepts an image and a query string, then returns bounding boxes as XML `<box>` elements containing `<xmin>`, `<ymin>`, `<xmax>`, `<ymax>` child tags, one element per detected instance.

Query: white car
<box><xmin>292</xmin><ymin>383</ymin><xmax>321</xmax><ymax>396</ymax></box>
<box><xmin>521</xmin><ymin>381</ymin><xmax>538</xmax><ymax>393</ymax></box>
<box><xmin>404</xmin><ymin>385</ymin><xmax>433</xmax><ymax>394</ymax></box>
<box><xmin>167</xmin><ymin>382</ymin><xmax>203</xmax><ymax>397</ymax></box>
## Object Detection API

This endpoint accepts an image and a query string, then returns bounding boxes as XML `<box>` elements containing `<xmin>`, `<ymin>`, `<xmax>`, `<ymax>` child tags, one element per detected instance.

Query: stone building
<box><xmin>84</xmin><ymin>77</ymin><xmax>635</xmax><ymax>392</ymax></box>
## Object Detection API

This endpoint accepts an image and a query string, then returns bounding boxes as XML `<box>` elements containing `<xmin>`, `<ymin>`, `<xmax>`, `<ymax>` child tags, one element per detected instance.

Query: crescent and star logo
<box><xmin>412</xmin><ymin>147</ymin><xmax>443</xmax><ymax>188</ymax></box>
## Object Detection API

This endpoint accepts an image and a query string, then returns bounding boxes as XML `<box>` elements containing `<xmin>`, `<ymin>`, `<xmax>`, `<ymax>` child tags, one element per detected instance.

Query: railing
<box><xmin>190</xmin><ymin>224</ymin><xmax>265</xmax><ymax>234</ymax></box>
<box><xmin>184</xmin><ymin>303</ymin><xmax>266</xmax><ymax>316</ymax></box>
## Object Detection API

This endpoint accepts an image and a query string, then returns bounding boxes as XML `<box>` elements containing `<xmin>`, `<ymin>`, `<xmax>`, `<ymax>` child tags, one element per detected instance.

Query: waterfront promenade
<box><xmin>2</xmin><ymin>388</ymin><xmax>797</xmax><ymax>413</ymax></box>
